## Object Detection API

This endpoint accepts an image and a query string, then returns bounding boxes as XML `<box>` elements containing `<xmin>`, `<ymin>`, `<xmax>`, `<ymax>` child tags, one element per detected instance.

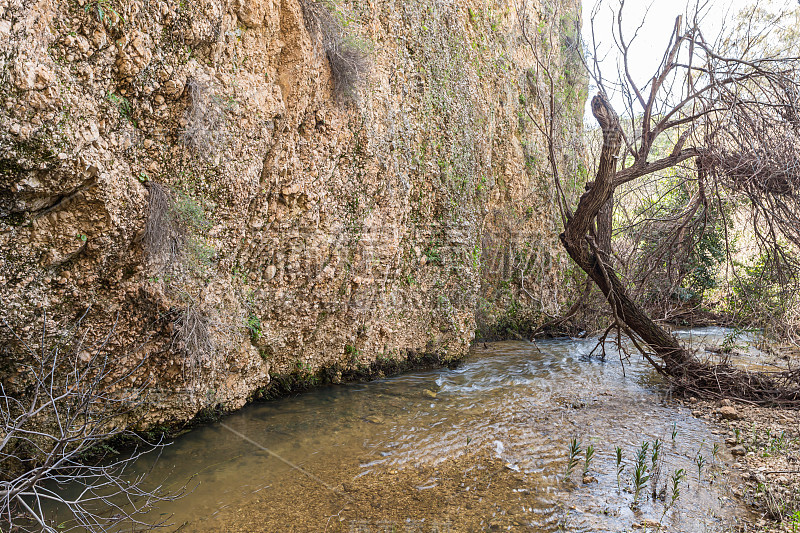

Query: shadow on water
<box><xmin>50</xmin><ymin>332</ymin><xmax>755</xmax><ymax>531</ymax></box>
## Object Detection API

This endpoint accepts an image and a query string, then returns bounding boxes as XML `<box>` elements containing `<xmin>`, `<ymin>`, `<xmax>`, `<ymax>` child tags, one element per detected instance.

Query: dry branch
<box><xmin>526</xmin><ymin>1</ymin><xmax>800</xmax><ymax>404</ymax></box>
<box><xmin>0</xmin><ymin>310</ymin><xmax>183</xmax><ymax>532</ymax></box>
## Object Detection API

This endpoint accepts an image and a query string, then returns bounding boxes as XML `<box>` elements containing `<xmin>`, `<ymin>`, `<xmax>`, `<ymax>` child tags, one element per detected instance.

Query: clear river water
<box><xmin>52</xmin><ymin>328</ymin><xmax>757</xmax><ymax>532</ymax></box>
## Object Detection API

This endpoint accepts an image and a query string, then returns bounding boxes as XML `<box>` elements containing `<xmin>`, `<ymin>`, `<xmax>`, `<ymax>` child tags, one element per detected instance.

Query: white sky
<box><xmin>580</xmin><ymin>0</ymin><xmax>796</xmax><ymax>118</ymax></box>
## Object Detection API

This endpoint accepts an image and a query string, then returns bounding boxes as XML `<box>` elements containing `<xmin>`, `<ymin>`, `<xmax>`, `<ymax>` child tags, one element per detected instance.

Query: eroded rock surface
<box><xmin>0</xmin><ymin>0</ymin><xmax>582</xmax><ymax>425</ymax></box>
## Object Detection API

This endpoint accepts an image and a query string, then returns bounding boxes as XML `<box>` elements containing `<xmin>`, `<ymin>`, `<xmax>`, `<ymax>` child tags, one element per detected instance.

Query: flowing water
<box><xmin>52</xmin><ymin>328</ymin><xmax>757</xmax><ymax>531</ymax></box>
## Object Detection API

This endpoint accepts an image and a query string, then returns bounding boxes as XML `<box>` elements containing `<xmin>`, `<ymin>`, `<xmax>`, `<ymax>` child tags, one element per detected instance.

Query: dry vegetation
<box><xmin>180</xmin><ymin>78</ymin><xmax>231</xmax><ymax>166</ymax></box>
<box><xmin>522</xmin><ymin>0</ymin><xmax>800</xmax><ymax>403</ymax></box>
<box><xmin>0</xmin><ymin>312</ymin><xmax>181</xmax><ymax>532</ymax></box>
<box><xmin>299</xmin><ymin>0</ymin><xmax>371</xmax><ymax>102</ymax></box>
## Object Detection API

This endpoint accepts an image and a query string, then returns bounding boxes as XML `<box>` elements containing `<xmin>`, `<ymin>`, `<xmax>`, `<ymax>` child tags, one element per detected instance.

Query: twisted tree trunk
<box><xmin>560</xmin><ymin>94</ymin><xmax>688</xmax><ymax>371</ymax></box>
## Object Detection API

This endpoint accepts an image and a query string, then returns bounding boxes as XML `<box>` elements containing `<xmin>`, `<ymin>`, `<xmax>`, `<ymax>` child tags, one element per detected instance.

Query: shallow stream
<box><xmin>56</xmin><ymin>328</ymin><xmax>758</xmax><ymax>531</ymax></box>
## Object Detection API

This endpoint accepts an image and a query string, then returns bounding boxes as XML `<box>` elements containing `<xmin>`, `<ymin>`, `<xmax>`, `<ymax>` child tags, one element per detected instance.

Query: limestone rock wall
<box><xmin>0</xmin><ymin>0</ymin><xmax>582</xmax><ymax>424</ymax></box>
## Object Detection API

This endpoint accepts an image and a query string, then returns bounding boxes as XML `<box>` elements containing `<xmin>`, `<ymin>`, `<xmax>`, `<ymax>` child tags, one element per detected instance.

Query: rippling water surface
<box><xmin>55</xmin><ymin>329</ymin><xmax>756</xmax><ymax>531</ymax></box>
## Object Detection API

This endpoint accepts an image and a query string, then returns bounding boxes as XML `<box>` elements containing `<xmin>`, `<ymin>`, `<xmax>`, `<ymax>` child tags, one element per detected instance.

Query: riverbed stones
<box><xmin>719</xmin><ymin>406</ymin><xmax>742</xmax><ymax>420</ymax></box>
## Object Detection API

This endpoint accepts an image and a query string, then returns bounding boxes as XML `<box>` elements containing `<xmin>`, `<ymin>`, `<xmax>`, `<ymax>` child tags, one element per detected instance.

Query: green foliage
<box><xmin>169</xmin><ymin>192</ymin><xmax>215</xmax><ymax>273</ymax></box>
<box><xmin>727</xmin><ymin>246</ymin><xmax>797</xmax><ymax>330</ymax></box>
<box><xmin>626</xmin><ymin>171</ymin><xmax>729</xmax><ymax>306</ymax></box>
<box><xmin>107</xmin><ymin>92</ymin><xmax>135</xmax><ymax>126</ymax></box>
<box><xmin>661</xmin><ymin>468</ymin><xmax>686</xmax><ymax>521</ymax></box>
<box><xmin>344</xmin><ymin>344</ymin><xmax>361</xmax><ymax>365</ymax></box>
<box><xmin>682</xmin><ymin>222</ymin><xmax>726</xmax><ymax>300</ymax></box>
<box><xmin>563</xmin><ymin>437</ymin><xmax>581</xmax><ymax>481</ymax></box>
<box><xmin>171</xmin><ymin>192</ymin><xmax>211</xmax><ymax>232</ymax></box>
<box><xmin>651</xmin><ymin>438</ymin><xmax>662</xmax><ymax>469</ymax></box>
<box><xmin>424</xmin><ymin>246</ymin><xmax>441</xmax><ymax>265</ymax></box>
<box><xmin>582</xmin><ymin>444</ymin><xmax>595</xmax><ymax>476</ymax></box>
<box><xmin>632</xmin><ymin>441</ymin><xmax>650</xmax><ymax>505</ymax></box>
<box><xmin>790</xmin><ymin>510</ymin><xmax>800</xmax><ymax>533</ymax></box>
<box><xmin>86</xmin><ymin>0</ymin><xmax>123</xmax><ymax>25</ymax></box>
<box><xmin>246</xmin><ymin>314</ymin><xmax>262</xmax><ymax>343</ymax></box>
<box><xmin>695</xmin><ymin>453</ymin><xmax>705</xmax><ymax>481</ymax></box>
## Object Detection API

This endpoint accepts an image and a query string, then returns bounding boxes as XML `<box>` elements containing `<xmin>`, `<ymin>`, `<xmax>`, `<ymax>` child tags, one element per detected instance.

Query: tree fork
<box><xmin>560</xmin><ymin>94</ymin><xmax>689</xmax><ymax>370</ymax></box>
<box><xmin>559</xmin><ymin>95</ymin><xmax>800</xmax><ymax>404</ymax></box>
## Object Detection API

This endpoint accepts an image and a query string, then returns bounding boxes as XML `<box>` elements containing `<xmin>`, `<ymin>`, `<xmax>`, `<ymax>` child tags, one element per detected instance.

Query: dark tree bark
<box><xmin>516</xmin><ymin>0</ymin><xmax>800</xmax><ymax>401</ymax></box>
<box><xmin>560</xmin><ymin>94</ymin><xmax>687</xmax><ymax>371</ymax></box>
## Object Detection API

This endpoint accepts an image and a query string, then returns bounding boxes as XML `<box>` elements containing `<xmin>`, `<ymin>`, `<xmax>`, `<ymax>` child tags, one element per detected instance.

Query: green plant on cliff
<box><xmin>106</xmin><ymin>92</ymin><xmax>135</xmax><ymax>126</ymax></box>
<box><xmin>143</xmin><ymin>183</ymin><xmax>220</xmax><ymax>382</ymax></box>
<box><xmin>172</xmin><ymin>192</ymin><xmax>215</xmax><ymax>273</ymax></box>
<box><xmin>246</xmin><ymin>314</ymin><xmax>262</xmax><ymax>343</ymax></box>
<box><xmin>85</xmin><ymin>0</ymin><xmax>123</xmax><ymax>25</ymax></box>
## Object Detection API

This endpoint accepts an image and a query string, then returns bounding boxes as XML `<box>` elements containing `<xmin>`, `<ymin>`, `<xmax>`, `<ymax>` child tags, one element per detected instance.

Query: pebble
<box><xmin>718</xmin><ymin>406</ymin><xmax>741</xmax><ymax>420</ymax></box>
<box><xmin>633</xmin><ymin>519</ymin><xmax>661</xmax><ymax>529</ymax></box>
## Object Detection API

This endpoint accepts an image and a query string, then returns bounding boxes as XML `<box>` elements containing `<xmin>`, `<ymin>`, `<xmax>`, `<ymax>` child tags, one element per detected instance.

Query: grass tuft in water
<box><xmin>583</xmin><ymin>445</ymin><xmax>595</xmax><ymax>477</ymax></box>
<box><xmin>632</xmin><ymin>441</ymin><xmax>650</xmax><ymax>505</ymax></box>
<box><xmin>564</xmin><ymin>438</ymin><xmax>582</xmax><ymax>481</ymax></box>
<box><xmin>632</xmin><ymin>462</ymin><xmax>650</xmax><ymax>506</ymax></box>
<box><xmin>695</xmin><ymin>453</ymin><xmax>706</xmax><ymax>482</ymax></box>
<box><xmin>615</xmin><ymin>446</ymin><xmax>624</xmax><ymax>491</ymax></box>
<box><xmin>660</xmin><ymin>468</ymin><xmax>686</xmax><ymax>522</ymax></box>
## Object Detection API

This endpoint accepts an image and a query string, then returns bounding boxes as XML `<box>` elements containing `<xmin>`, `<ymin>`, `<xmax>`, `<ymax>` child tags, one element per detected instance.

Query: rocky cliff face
<box><xmin>0</xmin><ymin>0</ymin><xmax>582</xmax><ymax>425</ymax></box>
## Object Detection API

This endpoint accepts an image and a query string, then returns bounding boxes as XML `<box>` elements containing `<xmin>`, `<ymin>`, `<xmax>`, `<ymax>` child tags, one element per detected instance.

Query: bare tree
<box><xmin>1</xmin><ymin>310</ymin><xmax>182</xmax><ymax>532</ymax></box>
<box><xmin>518</xmin><ymin>0</ymin><xmax>800</xmax><ymax>401</ymax></box>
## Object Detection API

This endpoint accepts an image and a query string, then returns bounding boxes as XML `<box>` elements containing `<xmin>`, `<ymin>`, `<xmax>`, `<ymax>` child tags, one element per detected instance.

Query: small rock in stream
<box><xmin>422</xmin><ymin>389</ymin><xmax>437</xmax><ymax>399</ymax></box>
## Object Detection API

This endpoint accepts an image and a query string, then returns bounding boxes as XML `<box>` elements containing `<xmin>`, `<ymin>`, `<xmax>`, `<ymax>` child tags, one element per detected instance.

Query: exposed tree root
<box><xmin>666</xmin><ymin>357</ymin><xmax>800</xmax><ymax>406</ymax></box>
